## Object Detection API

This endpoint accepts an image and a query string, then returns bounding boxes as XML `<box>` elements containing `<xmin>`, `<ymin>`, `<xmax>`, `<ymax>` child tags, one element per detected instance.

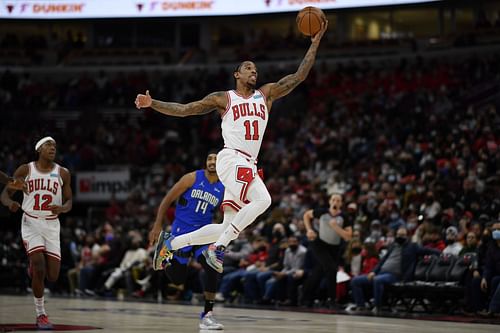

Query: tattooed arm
<box><xmin>135</xmin><ymin>90</ymin><xmax>227</xmax><ymax>117</ymax></box>
<box><xmin>261</xmin><ymin>20</ymin><xmax>328</xmax><ymax>104</ymax></box>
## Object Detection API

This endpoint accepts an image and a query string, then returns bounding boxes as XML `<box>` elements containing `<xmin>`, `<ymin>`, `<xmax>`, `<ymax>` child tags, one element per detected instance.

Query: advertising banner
<box><xmin>76</xmin><ymin>170</ymin><xmax>131</xmax><ymax>202</ymax></box>
<box><xmin>0</xmin><ymin>0</ymin><xmax>440</xmax><ymax>19</ymax></box>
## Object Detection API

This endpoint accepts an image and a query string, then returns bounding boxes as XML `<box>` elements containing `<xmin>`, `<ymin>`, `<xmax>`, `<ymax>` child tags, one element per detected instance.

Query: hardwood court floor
<box><xmin>0</xmin><ymin>295</ymin><xmax>499</xmax><ymax>333</ymax></box>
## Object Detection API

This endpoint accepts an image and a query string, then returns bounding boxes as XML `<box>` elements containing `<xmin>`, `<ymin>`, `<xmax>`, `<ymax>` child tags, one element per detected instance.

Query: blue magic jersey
<box><xmin>172</xmin><ymin>170</ymin><xmax>224</xmax><ymax>236</ymax></box>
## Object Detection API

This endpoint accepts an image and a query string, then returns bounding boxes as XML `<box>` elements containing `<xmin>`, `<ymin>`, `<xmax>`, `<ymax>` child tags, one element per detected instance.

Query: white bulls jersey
<box><xmin>221</xmin><ymin>89</ymin><xmax>269</xmax><ymax>160</ymax></box>
<box><xmin>22</xmin><ymin>162</ymin><xmax>63</xmax><ymax>219</ymax></box>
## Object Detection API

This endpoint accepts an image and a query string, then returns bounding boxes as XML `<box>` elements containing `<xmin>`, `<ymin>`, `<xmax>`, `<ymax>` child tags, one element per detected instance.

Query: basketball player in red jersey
<box><xmin>1</xmin><ymin>137</ymin><xmax>72</xmax><ymax>330</ymax></box>
<box><xmin>135</xmin><ymin>21</ymin><xmax>328</xmax><ymax>274</ymax></box>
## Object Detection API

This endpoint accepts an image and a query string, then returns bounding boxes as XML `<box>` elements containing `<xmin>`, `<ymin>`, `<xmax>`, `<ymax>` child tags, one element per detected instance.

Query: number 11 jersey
<box><xmin>221</xmin><ymin>89</ymin><xmax>269</xmax><ymax>160</ymax></box>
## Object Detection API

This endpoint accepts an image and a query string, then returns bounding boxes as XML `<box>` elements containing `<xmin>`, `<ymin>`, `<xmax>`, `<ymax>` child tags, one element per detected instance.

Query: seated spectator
<box><xmin>443</xmin><ymin>226</ymin><xmax>463</xmax><ymax>256</ymax></box>
<box><xmin>99</xmin><ymin>233</ymin><xmax>148</xmax><ymax>296</ymax></box>
<box><xmin>216</xmin><ymin>237</ymin><xmax>268</xmax><ymax>303</ymax></box>
<box><xmin>261</xmin><ymin>235</ymin><xmax>307</xmax><ymax>306</ymax></box>
<box><xmin>243</xmin><ymin>223</ymin><xmax>285</xmax><ymax>303</ymax></box>
<box><xmin>350</xmin><ymin>227</ymin><xmax>440</xmax><ymax>314</ymax></box>
<box><xmin>460</xmin><ymin>231</ymin><xmax>479</xmax><ymax>256</ymax></box>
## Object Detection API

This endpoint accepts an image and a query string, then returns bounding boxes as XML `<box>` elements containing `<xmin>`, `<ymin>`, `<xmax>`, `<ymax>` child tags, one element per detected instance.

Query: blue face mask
<box><xmin>492</xmin><ymin>230</ymin><xmax>500</xmax><ymax>240</ymax></box>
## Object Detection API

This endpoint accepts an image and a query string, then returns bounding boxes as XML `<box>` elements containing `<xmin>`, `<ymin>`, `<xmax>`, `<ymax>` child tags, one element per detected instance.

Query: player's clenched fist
<box><xmin>135</xmin><ymin>90</ymin><xmax>152</xmax><ymax>109</ymax></box>
<box><xmin>9</xmin><ymin>201</ymin><xmax>21</xmax><ymax>213</ymax></box>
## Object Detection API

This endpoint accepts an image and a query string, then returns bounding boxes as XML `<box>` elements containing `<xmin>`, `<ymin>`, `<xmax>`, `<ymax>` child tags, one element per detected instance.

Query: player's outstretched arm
<box><xmin>261</xmin><ymin>20</ymin><xmax>328</xmax><ymax>103</ymax></box>
<box><xmin>135</xmin><ymin>90</ymin><xmax>227</xmax><ymax>117</ymax></box>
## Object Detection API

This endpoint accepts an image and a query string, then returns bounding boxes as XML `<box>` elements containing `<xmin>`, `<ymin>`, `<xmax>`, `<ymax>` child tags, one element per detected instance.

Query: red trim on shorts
<box><xmin>224</xmin><ymin>147</ymin><xmax>257</xmax><ymax>163</ymax></box>
<box><xmin>27</xmin><ymin>246</ymin><xmax>46</xmax><ymax>256</ymax></box>
<box><xmin>221</xmin><ymin>91</ymin><xmax>231</xmax><ymax>118</ymax></box>
<box><xmin>45</xmin><ymin>251</ymin><xmax>61</xmax><ymax>261</ymax></box>
<box><xmin>221</xmin><ymin>200</ymin><xmax>241</xmax><ymax>212</ymax></box>
<box><xmin>24</xmin><ymin>212</ymin><xmax>58</xmax><ymax>220</ymax></box>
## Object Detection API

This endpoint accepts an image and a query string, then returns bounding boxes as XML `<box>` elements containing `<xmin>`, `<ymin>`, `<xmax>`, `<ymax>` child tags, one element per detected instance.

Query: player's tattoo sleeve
<box><xmin>268</xmin><ymin>42</ymin><xmax>319</xmax><ymax>101</ymax></box>
<box><xmin>151</xmin><ymin>91</ymin><xmax>225</xmax><ymax>117</ymax></box>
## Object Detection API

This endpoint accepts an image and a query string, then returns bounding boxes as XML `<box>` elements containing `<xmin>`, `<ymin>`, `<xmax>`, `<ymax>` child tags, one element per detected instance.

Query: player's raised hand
<box><xmin>135</xmin><ymin>90</ymin><xmax>152</xmax><ymax>109</ymax></box>
<box><xmin>311</xmin><ymin>19</ymin><xmax>328</xmax><ymax>44</ymax></box>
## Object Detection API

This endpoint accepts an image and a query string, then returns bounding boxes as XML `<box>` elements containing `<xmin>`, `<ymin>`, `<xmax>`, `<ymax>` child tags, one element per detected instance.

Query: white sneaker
<box><xmin>199</xmin><ymin>311</ymin><xmax>224</xmax><ymax>330</ymax></box>
<box><xmin>214</xmin><ymin>292</ymin><xmax>225</xmax><ymax>302</ymax></box>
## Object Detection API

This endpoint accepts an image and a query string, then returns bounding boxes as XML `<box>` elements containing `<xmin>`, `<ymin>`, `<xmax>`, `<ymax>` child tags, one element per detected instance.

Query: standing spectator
<box><xmin>479</xmin><ymin>222</ymin><xmax>500</xmax><ymax>316</ymax></box>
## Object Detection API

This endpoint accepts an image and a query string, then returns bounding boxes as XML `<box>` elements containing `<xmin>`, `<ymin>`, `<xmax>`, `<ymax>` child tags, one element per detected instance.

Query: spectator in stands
<box><xmin>261</xmin><ymin>235</ymin><xmax>307</xmax><ymax>306</ymax></box>
<box><xmin>443</xmin><ymin>226</ymin><xmax>464</xmax><ymax>256</ymax></box>
<box><xmin>243</xmin><ymin>223</ymin><xmax>285</xmax><ymax>303</ymax></box>
<box><xmin>350</xmin><ymin>227</ymin><xmax>440</xmax><ymax>314</ymax></box>
<box><xmin>460</xmin><ymin>231</ymin><xmax>479</xmax><ymax>256</ymax></box>
<box><xmin>98</xmin><ymin>232</ymin><xmax>148</xmax><ymax>296</ymax></box>
<box><xmin>479</xmin><ymin>222</ymin><xmax>500</xmax><ymax>316</ymax></box>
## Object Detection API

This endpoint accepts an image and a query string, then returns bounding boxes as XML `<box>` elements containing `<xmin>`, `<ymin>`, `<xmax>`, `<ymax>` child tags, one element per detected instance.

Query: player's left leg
<box><xmin>197</xmin><ymin>252</ymin><xmax>223</xmax><ymax>330</ymax></box>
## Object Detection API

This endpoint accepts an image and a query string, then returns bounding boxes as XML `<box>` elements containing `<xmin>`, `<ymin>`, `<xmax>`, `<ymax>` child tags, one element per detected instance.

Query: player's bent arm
<box><xmin>303</xmin><ymin>209</ymin><xmax>314</xmax><ymax>232</ymax></box>
<box><xmin>153</xmin><ymin>172</ymin><xmax>196</xmax><ymax>227</ymax></box>
<box><xmin>60</xmin><ymin>168</ymin><xmax>73</xmax><ymax>213</ymax></box>
<box><xmin>151</xmin><ymin>92</ymin><xmax>227</xmax><ymax>117</ymax></box>
<box><xmin>1</xmin><ymin>164</ymin><xmax>28</xmax><ymax>207</ymax></box>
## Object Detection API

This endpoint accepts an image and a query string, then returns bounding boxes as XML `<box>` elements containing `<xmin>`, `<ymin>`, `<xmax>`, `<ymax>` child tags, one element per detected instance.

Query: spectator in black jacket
<box><xmin>350</xmin><ymin>227</ymin><xmax>440</xmax><ymax>314</ymax></box>
<box><xmin>480</xmin><ymin>222</ymin><xmax>500</xmax><ymax>315</ymax></box>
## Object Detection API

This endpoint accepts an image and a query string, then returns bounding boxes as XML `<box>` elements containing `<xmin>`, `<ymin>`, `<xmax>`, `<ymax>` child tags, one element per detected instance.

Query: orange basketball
<box><xmin>296</xmin><ymin>6</ymin><xmax>326</xmax><ymax>37</ymax></box>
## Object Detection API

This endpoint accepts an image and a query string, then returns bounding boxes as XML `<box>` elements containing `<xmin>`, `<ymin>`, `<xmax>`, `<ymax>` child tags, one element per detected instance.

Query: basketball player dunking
<box><xmin>1</xmin><ymin>137</ymin><xmax>72</xmax><ymax>330</ymax></box>
<box><xmin>135</xmin><ymin>21</ymin><xmax>328</xmax><ymax>274</ymax></box>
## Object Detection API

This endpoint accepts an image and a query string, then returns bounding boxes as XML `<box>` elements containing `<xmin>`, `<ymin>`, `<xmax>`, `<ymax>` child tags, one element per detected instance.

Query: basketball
<box><xmin>296</xmin><ymin>6</ymin><xmax>326</xmax><ymax>37</ymax></box>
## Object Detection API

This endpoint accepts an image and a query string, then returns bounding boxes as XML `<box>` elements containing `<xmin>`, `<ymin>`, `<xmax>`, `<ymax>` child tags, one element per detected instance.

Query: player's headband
<box><xmin>35</xmin><ymin>136</ymin><xmax>56</xmax><ymax>151</ymax></box>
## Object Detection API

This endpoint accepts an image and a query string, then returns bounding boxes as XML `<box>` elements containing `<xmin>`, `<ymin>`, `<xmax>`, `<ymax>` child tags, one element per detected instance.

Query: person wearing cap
<box><xmin>443</xmin><ymin>226</ymin><xmax>464</xmax><ymax>256</ymax></box>
<box><xmin>301</xmin><ymin>193</ymin><xmax>353</xmax><ymax>309</ymax></box>
<box><xmin>1</xmin><ymin>136</ymin><xmax>72</xmax><ymax>330</ymax></box>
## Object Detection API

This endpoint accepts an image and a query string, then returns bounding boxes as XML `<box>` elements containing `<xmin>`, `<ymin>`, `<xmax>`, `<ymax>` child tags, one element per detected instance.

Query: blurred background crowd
<box><xmin>1</xmin><ymin>0</ymin><xmax>500</xmax><ymax>317</ymax></box>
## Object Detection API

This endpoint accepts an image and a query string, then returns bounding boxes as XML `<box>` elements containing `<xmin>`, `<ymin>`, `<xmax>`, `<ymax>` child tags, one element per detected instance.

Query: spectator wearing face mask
<box><xmin>350</xmin><ymin>227</ymin><xmax>440</xmax><ymax>314</ymax></box>
<box><xmin>442</xmin><ymin>226</ymin><xmax>464</xmax><ymax>257</ymax></box>
<box><xmin>478</xmin><ymin>222</ymin><xmax>500</xmax><ymax>316</ymax></box>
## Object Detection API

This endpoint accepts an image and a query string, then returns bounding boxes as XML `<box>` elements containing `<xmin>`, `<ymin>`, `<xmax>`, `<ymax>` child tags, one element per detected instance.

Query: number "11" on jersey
<box><xmin>244</xmin><ymin>120</ymin><xmax>259</xmax><ymax>141</ymax></box>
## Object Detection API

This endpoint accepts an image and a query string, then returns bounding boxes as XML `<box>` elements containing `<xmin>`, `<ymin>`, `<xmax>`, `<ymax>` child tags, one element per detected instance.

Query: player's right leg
<box><xmin>22</xmin><ymin>215</ymin><xmax>54</xmax><ymax>330</ymax></box>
